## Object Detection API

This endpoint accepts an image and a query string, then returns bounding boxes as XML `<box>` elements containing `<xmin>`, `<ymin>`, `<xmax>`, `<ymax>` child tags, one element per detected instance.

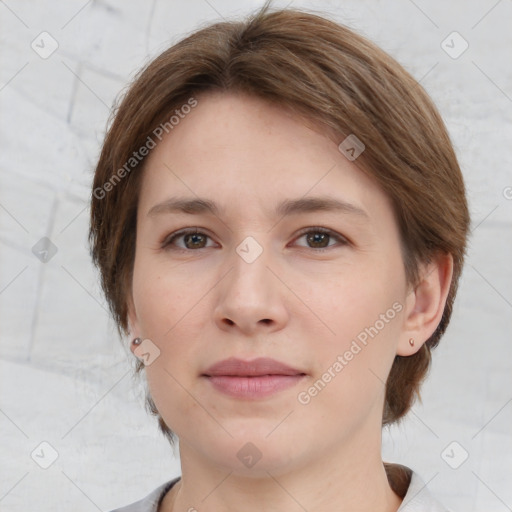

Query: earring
<box><xmin>409</xmin><ymin>338</ymin><xmax>415</xmax><ymax>347</ymax></box>
<box><xmin>132</xmin><ymin>337</ymin><xmax>142</xmax><ymax>345</ymax></box>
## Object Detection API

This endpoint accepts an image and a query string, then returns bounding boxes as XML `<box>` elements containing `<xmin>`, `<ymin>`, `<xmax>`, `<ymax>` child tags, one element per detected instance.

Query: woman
<box><xmin>89</xmin><ymin>4</ymin><xmax>469</xmax><ymax>511</ymax></box>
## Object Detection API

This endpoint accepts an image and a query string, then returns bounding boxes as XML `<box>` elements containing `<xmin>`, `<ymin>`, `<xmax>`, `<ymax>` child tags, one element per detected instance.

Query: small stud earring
<box><xmin>132</xmin><ymin>337</ymin><xmax>142</xmax><ymax>345</ymax></box>
<box><xmin>409</xmin><ymin>338</ymin><xmax>415</xmax><ymax>347</ymax></box>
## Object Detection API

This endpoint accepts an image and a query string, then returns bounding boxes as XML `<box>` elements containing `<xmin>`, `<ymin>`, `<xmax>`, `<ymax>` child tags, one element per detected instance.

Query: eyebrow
<box><xmin>147</xmin><ymin>195</ymin><xmax>369</xmax><ymax>220</ymax></box>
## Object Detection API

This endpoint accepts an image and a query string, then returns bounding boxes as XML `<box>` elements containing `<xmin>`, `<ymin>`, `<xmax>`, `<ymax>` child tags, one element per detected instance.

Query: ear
<box><xmin>397</xmin><ymin>252</ymin><xmax>454</xmax><ymax>356</ymax></box>
<box><xmin>126</xmin><ymin>292</ymin><xmax>141</xmax><ymax>355</ymax></box>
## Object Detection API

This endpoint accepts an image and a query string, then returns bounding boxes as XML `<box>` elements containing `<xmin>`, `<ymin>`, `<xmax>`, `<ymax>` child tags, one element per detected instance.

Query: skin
<box><xmin>127</xmin><ymin>91</ymin><xmax>453</xmax><ymax>512</ymax></box>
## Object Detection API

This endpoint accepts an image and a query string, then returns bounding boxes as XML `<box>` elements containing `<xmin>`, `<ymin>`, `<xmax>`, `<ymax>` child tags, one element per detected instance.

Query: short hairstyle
<box><xmin>89</xmin><ymin>4</ymin><xmax>470</xmax><ymax>443</ymax></box>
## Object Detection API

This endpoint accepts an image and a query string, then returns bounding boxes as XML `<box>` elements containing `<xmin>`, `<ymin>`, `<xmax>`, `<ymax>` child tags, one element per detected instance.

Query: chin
<box><xmin>200</xmin><ymin>430</ymin><xmax>305</xmax><ymax>478</ymax></box>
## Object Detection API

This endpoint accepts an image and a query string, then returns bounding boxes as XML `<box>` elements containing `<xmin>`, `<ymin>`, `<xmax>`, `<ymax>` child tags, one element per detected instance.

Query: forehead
<box><xmin>138</xmin><ymin>91</ymin><xmax>395</xmax><ymax>229</ymax></box>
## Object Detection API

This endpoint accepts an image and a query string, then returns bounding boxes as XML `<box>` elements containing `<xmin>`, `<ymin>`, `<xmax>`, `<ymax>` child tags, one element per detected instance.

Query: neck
<box><xmin>161</xmin><ymin>425</ymin><xmax>403</xmax><ymax>512</ymax></box>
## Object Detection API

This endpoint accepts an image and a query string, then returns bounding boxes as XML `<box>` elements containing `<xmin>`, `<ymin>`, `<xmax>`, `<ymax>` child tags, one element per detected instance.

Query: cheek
<box><xmin>132</xmin><ymin>257</ymin><xmax>193</xmax><ymax>336</ymax></box>
<box><xmin>300</xmin><ymin>260</ymin><xmax>404</xmax><ymax>343</ymax></box>
<box><xmin>145</xmin><ymin>362</ymin><xmax>196</xmax><ymax>416</ymax></box>
<box><xmin>295</xmin><ymin>299</ymin><xmax>402</xmax><ymax>440</ymax></box>
<box><xmin>297</xmin><ymin>261</ymin><xmax>404</xmax><ymax>405</ymax></box>
<box><xmin>132</xmin><ymin>261</ymin><xmax>209</xmax><ymax>415</ymax></box>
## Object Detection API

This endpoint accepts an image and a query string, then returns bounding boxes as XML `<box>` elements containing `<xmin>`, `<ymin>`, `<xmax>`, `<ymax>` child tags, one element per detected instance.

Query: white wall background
<box><xmin>0</xmin><ymin>1</ymin><xmax>511</xmax><ymax>511</ymax></box>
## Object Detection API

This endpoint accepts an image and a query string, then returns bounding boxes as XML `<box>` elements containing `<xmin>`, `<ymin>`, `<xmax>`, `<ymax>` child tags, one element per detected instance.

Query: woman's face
<box><xmin>129</xmin><ymin>91</ymin><xmax>412</xmax><ymax>475</ymax></box>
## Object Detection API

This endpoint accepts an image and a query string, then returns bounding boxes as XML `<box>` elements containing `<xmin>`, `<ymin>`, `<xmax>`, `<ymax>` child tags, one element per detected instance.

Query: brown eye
<box><xmin>161</xmin><ymin>226</ymin><xmax>348</xmax><ymax>253</ymax></box>
<box><xmin>294</xmin><ymin>227</ymin><xmax>348</xmax><ymax>252</ymax></box>
<box><xmin>162</xmin><ymin>229</ymin><xmax>213</xmax><ymax>250</ymax></box>
<box><xmin>305</xmin><ymin>231</ymin><xmax>330</xmax><ymax>248</ymax></box>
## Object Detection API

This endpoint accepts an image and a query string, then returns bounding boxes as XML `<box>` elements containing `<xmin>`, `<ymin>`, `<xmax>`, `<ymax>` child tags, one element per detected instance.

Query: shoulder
<box><xmin>106</xmin><ymin>468</ymin><xmax>452</xmax><ymax>512</ymax></box>
<box><xmin>398</xmin><ymin>467</ymin><xmax>453</xmax><ymax>512</ymax></box>
<box><xmin>107</xmin><ymin>477</ymin><xmax>181</xmax><ymax>512</ymax></box>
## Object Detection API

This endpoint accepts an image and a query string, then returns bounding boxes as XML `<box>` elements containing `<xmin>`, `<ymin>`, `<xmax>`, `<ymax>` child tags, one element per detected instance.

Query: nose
<box><xmin>213</xmin><ymin>239</ymin><xmax>289</xmax><ymax>336</ymax></box>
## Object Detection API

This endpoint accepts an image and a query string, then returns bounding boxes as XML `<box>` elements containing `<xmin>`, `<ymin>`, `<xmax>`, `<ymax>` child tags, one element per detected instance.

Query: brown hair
<box><xmin>89</xmin><ymin>3</ymin><xmax>469</xmax><ymax>445</ymax></box>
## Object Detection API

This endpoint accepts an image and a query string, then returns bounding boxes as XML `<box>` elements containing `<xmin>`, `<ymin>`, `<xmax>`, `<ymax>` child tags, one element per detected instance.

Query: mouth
<box><xmin>201</xmin><ymin>357</ymin><xmax>307</xmax><ymax>399</ymax></box>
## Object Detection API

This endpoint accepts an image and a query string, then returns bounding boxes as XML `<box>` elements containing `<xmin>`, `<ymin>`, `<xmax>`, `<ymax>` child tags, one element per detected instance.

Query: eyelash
<box><xmin>160</xmin><ymin>226</ymin><xmax>349</xmax><ymax>253</ymax></box>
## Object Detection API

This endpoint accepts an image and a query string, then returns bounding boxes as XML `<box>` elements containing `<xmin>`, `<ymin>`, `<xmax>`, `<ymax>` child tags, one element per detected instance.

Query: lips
<box><xmin>202</xmin><ymin>357</ymin><xmax>305</xmax><ymax>377</ymax></box>
<box><xmin>202</xmin><ymin>357</ymin><xmax>306</xmax><ymax>399</ymax></box>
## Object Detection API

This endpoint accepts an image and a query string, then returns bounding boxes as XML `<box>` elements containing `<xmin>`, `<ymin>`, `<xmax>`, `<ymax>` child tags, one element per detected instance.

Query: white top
<box><xmin>109</xmin><ymin>466</ymin><xmax>452</xmax><ymax>512</ymax></box>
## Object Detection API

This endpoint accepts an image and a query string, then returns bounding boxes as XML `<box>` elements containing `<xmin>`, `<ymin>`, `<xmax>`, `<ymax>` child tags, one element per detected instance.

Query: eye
<box><xmin>161</xmin><ymin>228</ymin><xmax>215</xmax><ymax>251</ymax></box>
<box><xmin>161</xmin><ymin>226</ymin><xmax>349</xmax><ymax>252</ymax></box>
<box><xmin>293</xmin><ymin>227</ymin><xmax>349</xmax><ymax>252</ymax></box>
